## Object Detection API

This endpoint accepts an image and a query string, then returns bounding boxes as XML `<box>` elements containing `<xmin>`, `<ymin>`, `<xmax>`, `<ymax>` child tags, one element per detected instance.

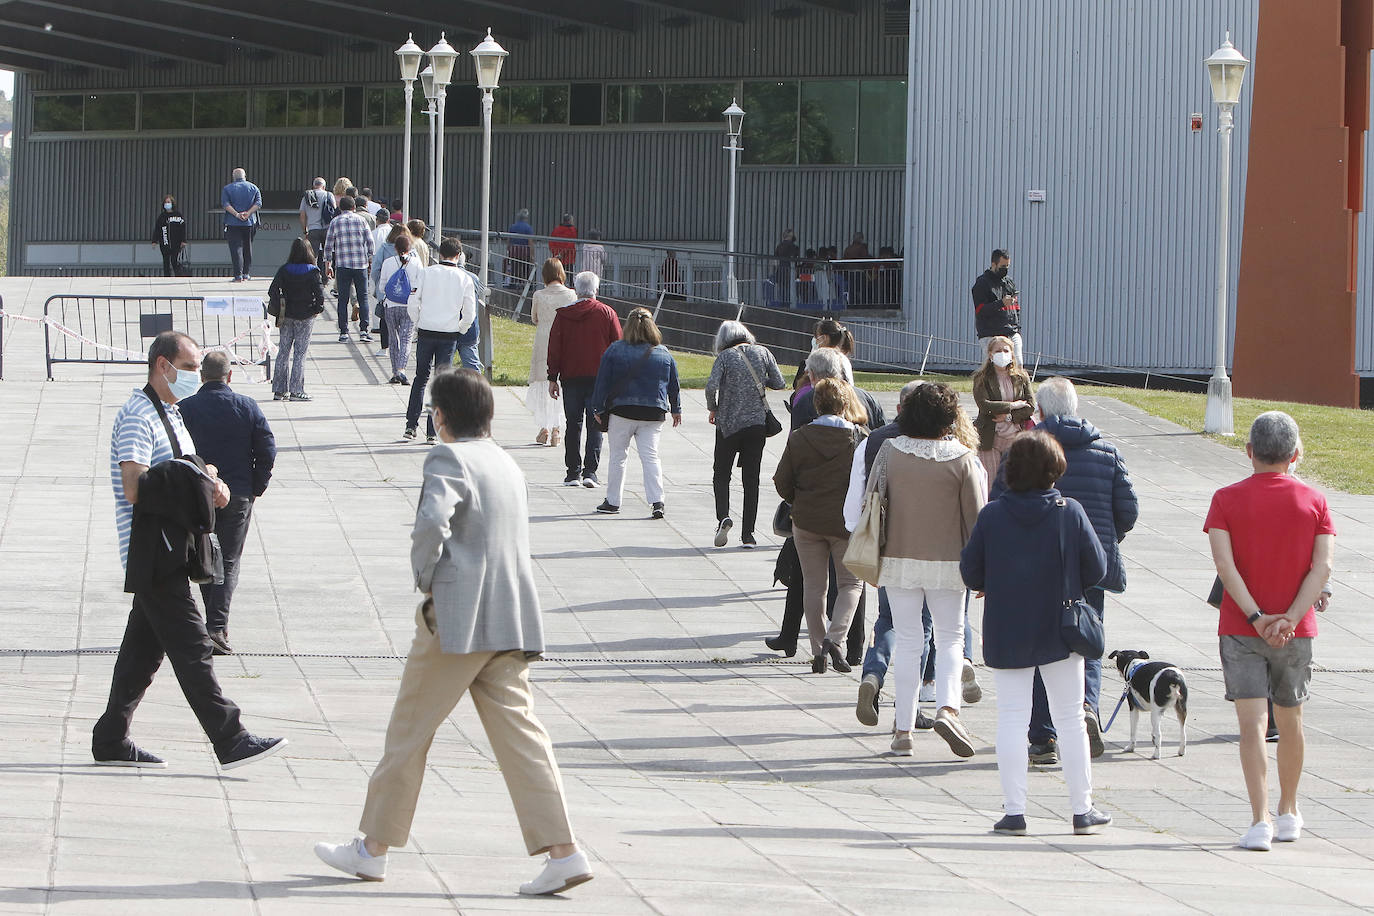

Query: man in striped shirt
<box><xmin>323</xmin><ymin>195</ymin><xmax>376</xmax><ymax>343</ymax></box>
<box><xmin>95</xmin><ymin>331</ymin><xmax>286</xmax><ymax>771</ymax></box>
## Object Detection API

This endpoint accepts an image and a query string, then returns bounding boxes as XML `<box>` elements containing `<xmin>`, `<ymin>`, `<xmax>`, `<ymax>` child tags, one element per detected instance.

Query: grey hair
<box><xmin>199</xmin><ymin>350</ymin><xmax>231</xmax><ymax>381</ymax></box>
<box><xmin>516</xmin><ymin>207</ymin><xmax>529</xmax><ymax>220</ymax></box>
<box><xmin>1249</xmin><ymin>411</ymin><xmax>1301</xmax><ymax>465</ymax></box>
<box><xmin>713</xmin><ymin>320</ymin><xmax>755</xmax><ymax>353</ymax></box>
<box><xmin>897</xmin><ymin>379</ymin><xmax>925</xmax><ymax>406</ymax></box>
<box><xmin>573</xmin><ymin>271</ymin><xmax>600</xmax><ymax>299</ymax></box>
<box><xmin>1035</xmin><ymin>376</ymin><xmax>1079</xmax><ymax>419</ymax></box>
<box><xmin>313</xmin><ymin>177</ymin><xmax>326</xmax><ymax>188</ymax></box>
<box><xmin>232</xmin><ymin>167</ymin><xmax>246</xmax><ymax>181</ymax></box>
<box><xmin>806</xmin><ymin>346</ymin><xmax>853</xmax><ymax>384</ymax></box>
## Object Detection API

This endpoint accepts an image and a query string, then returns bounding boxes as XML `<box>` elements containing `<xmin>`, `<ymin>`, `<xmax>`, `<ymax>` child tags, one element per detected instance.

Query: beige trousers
<box><xmin>791</xmin><ymin>523</ymin><xmax>864</xmax><ymax>656</ymax></box>
<box><xmin>359</xmin><ymin>602</ymin><xmax>575</xmax><ymax>855</ymax></box>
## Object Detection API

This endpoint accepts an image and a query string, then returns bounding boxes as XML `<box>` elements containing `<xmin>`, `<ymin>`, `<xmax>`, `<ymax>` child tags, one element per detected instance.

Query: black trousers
<box><xmin>713</xmin><ymin>425</ymin><xmax>767</xmax><ymax>538</ymax></box>
<box><xmin>159</xmin><ymin>247</ymin><xmax>186</xmax><ymax>277</ymax></box>
<box><xmin>560</xmin><ymin>376</ymin><xmax>601</xmax><ymax>478</ymax></box>
<box><xmin>776</xmin><ymin>549</ymin><xmax>866</xmax><ymax>662</ymax></box>
<box><xmin>92</xmin><ymin>575</ymin><xmax>246</xmax><ymax>756</ymax></box>
<box><xmin>199</xmin><ymin>495</ymin><xmax>252</xmax><ymax>634</ymax></box>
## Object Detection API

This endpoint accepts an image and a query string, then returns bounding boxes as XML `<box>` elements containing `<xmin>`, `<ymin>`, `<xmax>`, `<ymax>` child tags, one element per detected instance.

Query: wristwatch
<box><xmin>1246</xmin><ymin>610</ymin><xmax>1264</xmax><ymax>625</ymax></box>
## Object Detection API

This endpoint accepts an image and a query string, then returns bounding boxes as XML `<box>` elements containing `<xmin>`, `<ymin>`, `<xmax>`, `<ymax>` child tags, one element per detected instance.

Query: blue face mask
<box><xmin>166</xmin><ymin>364</ymin><xmax>201</xmax><ymax>401</ymax></box>
<box><xmin>163</xmin><ymin>202</ymin><xmax>173</xmax><ymax>211</ymax></box>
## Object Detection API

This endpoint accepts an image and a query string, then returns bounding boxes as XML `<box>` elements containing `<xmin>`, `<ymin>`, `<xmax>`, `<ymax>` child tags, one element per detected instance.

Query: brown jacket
<box><xmin>774</xmin><ymin>423</ymin><xmax>865</xmax><ymax>538</ymax></box>
<box><xmin>972</xmin><ymin>370</ymin><xmax>1035</xmax><ymax>452</ymax></box>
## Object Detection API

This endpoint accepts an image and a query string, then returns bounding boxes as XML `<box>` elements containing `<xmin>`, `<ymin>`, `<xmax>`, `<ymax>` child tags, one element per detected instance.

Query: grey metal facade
<box><xmin>8</xmin><ymin>1</ymin><xmax>909</xmax><ymax>273</ymax></box>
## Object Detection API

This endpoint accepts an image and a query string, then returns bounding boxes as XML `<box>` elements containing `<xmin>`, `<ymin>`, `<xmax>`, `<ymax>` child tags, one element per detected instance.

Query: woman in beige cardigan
<box><xmin>971</xmin><ymin>335</ymin><xmax>1035</xmax><ymax>482</ymax></box>
<box><xmin>865</xmin><ymin>382</ymin><xmax>987</xmax><ymax>758</ymax></box>
<box><xmin>528</xmin><ymin>258</ymin><xmax>579</xmax><ymax>446</ymax></box>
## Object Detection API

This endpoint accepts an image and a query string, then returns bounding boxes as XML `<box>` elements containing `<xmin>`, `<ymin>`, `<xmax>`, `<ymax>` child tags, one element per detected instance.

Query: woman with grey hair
<box><xmin>705</xmin><ymin>320</ymin><xmax>785</xmax><ymax>548</ymax></box>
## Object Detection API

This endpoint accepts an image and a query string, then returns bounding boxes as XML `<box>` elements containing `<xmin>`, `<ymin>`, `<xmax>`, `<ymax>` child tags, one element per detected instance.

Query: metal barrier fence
<box><xmin>41</xmin><ymin>295</ymin><xmax>272</xmax><ymax>381</ymax></box>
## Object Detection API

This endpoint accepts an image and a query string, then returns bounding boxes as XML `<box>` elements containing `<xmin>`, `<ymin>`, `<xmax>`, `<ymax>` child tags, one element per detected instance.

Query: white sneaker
<box><xmin>890</xmin><ymin>731</ymin><xmax>914</xmax><ymax>756</ymax></box>
<box><xmin>314</xmin><ymin>837</ymin><xmax>386</xmax><ymax>881</ymax></box>
<box><xmin>1274</xmin><ymin>812</ymin><xmax>1303</xmax><ymax>842</ymax></box>
<box><xmin>918</xmin><ymin>681</ymin><xmax>936</xmax><ymax>703</ymax></box>
<box><xmin>1239</xmin><ymin>821</ymin><xmax>1273</xmax><ymax>851</ymax></box>
<box><xmin>961</xmin><ymin>661</ymin><xmax>983</xmax><ymax>704</ymax></box>
<box><xmin>519</xmin><ymin>850</ymin><xmax>593</xmax><ymax>895</ymax></box>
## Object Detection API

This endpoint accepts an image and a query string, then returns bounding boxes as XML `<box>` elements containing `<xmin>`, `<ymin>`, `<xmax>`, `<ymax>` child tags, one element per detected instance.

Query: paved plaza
<box><xmin>0</xmin><ymin>276</ymin><xmax>1372</xmax><ymax>914</ymax></box>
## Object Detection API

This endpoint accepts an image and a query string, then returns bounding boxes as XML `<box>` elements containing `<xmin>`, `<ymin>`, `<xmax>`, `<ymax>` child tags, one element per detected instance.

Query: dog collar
<box><xmin>1125</xmin><ymin>659</ymin><xmax>1149</xmax><ymax>680</ymax></box>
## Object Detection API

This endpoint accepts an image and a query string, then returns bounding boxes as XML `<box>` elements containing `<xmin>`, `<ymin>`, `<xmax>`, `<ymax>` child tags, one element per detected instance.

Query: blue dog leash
<box><xmin>1101</xmin><ymin>684</ymin><xmax>1131</xmax><ymax>733</ymax></box>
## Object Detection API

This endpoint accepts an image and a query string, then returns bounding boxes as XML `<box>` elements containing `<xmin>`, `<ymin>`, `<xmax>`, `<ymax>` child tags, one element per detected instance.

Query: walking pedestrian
<box><xmin>314</xmin><ymin>370</ymin><xmax>593</xmax><ymax>895</ymax></box>
<box><xmin>267</xmin><ymin>237</ymin><xmax>326</xmax><ymax>402</ymax></box>
<box><xmin>221</xmin><ymin>167</ymin><xmax>261</xmax><ymax>282</ymax></box>
<box><xmin>298</xmin><ymin>177</ymin><xmax>335</xmax><ymax>259</ymax></box>
<box><xmin>368</xmin><ymin>220</ymin><xmax>403</xmax><ymax>351</ymax></box>
<box><xmin>961</xmin><ymin>431</ymin><xmax>1111</xmax><ymax>835</ymax></box>
<box><xmin>972</xmin><ymin>335</ymin><xmax>1035</xmax><ymax>482</ymax></box>
<box><xmin>323</xmin><ymin>196</ymin><xmax>376</xmax><ymax>343</ymax></box>
<box><xmin>528</xmin><ymin>258</ymin><xmax>577</xmax><ymax>447</ymax></box>
<box><xmin>589</xmin><ymin>308</ymin><xmax>682</xmax><ymax>517</ymax></box>
<box><xmin>405</xmin><ymin>238</ymin><xmax>479</xmax><ymax>443</ymax></box>
<box><xmin>406</xmin><ymin>219</ymin><xmax>432</xmax><ymax>266</ymax></box>
<box><xmin>704</xmin><ymin>320</ymin><xmax>785</xmax><ymax>548</ymax></box>
<box><xmin>94</xmin><ymin>331</ymin><xmax>286</xmax><ymax>771</ymax></box>
<box><xmin>178</xmin><ymin>351</ymin><xmax>277</xmax><ymax>656</ymax></box>
<box><xmin>547</xmin><ymin>271</ymin><xmax>622</xmax><ymax>488</ymax></box>
<box><xmin>375</xmin><ymin>233</ymin><xmax>423</xmax><ymax>385</ymax></box>
<box><xmin>773</xmin><ymin>378</ymin><xmax>867</xmax><ymax>674</ymax></box>
<box><xmin>152</xmin><ymin>194</ymin><xmax>188</xmax><ymax>277</ymax></box>
<box><xmin>856</xmin><ymin>383</ymin><xmax>986</xmax><ymax>758</ymax></box>
<box><xmin>1205</xmin><ymin>411</ymin><xmax>1335</xmax><ymax>851</ymax></box>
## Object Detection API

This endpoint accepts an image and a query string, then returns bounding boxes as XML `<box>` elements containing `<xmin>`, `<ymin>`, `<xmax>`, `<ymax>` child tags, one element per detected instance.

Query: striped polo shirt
<box><xmin>110</xmin><ymin>388</ymin><xmax>195</xmax><ymax>569</ymax></box>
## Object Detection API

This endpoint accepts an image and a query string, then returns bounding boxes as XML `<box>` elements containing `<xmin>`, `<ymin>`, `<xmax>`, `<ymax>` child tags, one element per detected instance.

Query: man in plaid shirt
<box><xmin>323</xmin><ymin>195</ymin><xmax>376</xmax><ymax>343</ymax></box>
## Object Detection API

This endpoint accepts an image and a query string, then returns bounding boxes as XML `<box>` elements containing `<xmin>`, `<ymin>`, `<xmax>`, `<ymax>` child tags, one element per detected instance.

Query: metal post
<box><xmin>434</xmin><ymin>88</ymin><xmax>447</xmax><ymax>239</ymax></box>
<box><xmin>1204</xmin><ymin>102</ymin><xmax>1236</xmax><ymax>435</ymax></box>
<box><xmin>918</xmin><ymin>336</ymin><xmax>933</xmax><ymax>376</ymax></box>
<box><xmin>726</xmin><ymin>138</ymin><xmax>739</xmax><ymax>304</ymax></box>
<box><xmin>401</xmin><ymin>82</ymin><xmax>412</xmax><ymax>222</ymax></box>
<box><xmin>478</xmin><ymin>87</ymin><xmax>495</xmax><ymax>379</ymax></box>
<box><xmin>427</xmin><ymin>106</ymin><xmax>437</xmax><ymax>232</ymax></box>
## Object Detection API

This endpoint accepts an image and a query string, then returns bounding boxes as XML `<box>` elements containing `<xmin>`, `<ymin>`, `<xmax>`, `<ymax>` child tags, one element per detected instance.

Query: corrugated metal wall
<box><xmin>903</xmin><ymin>0</ymin><xmax>1262</xmax><ymax>374</ymax></box>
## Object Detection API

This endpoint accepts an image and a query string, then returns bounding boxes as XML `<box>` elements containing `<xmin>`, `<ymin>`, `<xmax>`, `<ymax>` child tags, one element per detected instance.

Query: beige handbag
<box><xmin>843</xmin><ymin>443</ymin><xmax>890</xmax><ymax>587</ymax></box>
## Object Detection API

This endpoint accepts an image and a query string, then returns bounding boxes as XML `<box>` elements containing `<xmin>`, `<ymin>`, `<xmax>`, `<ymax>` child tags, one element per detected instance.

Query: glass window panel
<box><xmin>742</xmin><ymin>81</ymin><xmax>798</xmax><ymax>165</ymax></box>
<box><xmin>287</xmin><ymin>88</ymin><xmax>318</xmax><ymax>127</ymax></box>
<box><xmin>542</xmin><ymin>85</ymin><xmax>568</xmax><ymax>124</ymax></box>
<box><xmin>505</xmin><ymin>86</ymin><xmax>541</xmax><ymax>125</ymax></box>
<box><xmin>321</xmin><ymin>88</ymin><xmax>344</xmax><ymax>127</ymax></box>
<box><xmin>364</xmin><ymin>88</ymin><xmax>387</xmax><ymax>127</ymax></box>
<box><xmin>447</xmin><ymin>85</ymin><xmax>480</xmax><ymax>127</ymax></box>
<box><xmin>569</xmin><ymin>83</ymin><xmax>602</xmax><ymax>126</ymax></box>
<box><xmin>799</xmin><ymin>80</ymin><xmax>856</xmax><ymax>165</ymax></box>
<box><xmin>195</xmin><ymin>90</ymin><xmax>247</xmax><ymax>129</ymax></box>
<box><xmin>84</xmin><ymin>93</ymin><xmax>136</xmax><ymax>131</ymax></box>
<box><xmin>33</xmin><ymin>95</ymin><xmax>83</xmax><ymax>131</ymax></box>
<box><xmin>663</xmin><ymin>83</ymin><xmax>735</xmax><ymax>123</ymax></box>
<box><xmin>623</xmin><ymin>84</ymin><xmax>663</xmax><ymax>123</ymax></box>
<box><xmin>253</xmin><ymin>90</ymin><xmax>287</xmax><ymax>128</ymax></box>
<box><xmin>605</xmin><ymin>85</ymin><xmax>622</xmax><ymax>124</ymax></box>
<box><xmin>858</xmin><ymin>80</ymin><xmax>908</xmax><ymax>165</ymax></box>
<box><xmin>141</xmin><ymin>92</ymin><xmax>193</xmax><ymax>130</ymax></box>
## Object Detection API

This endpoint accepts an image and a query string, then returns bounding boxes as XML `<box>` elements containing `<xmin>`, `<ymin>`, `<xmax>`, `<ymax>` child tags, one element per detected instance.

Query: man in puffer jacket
<box><xmin>991</xmin><ymin>376</ymin><xmax>1138</xmax><ymax>761</ymax></box>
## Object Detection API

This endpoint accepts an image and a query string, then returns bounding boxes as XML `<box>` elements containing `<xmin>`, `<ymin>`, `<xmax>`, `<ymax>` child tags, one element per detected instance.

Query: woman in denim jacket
<box><xmin>589</xmin><ymin>309</ymin><xmax>682</xmax><ymax>517</ymax></box>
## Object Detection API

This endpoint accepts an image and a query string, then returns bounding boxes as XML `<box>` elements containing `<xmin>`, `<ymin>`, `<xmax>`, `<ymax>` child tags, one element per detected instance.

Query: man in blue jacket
<box><xmin>178</xmin><ymin>350</ymin><xmax>277</xmax><ymax>655</ymax></box>
<box><xmin>991</xmin><ymin>377</ymin><xmax>1138</xmax><ymax>761</ymax></box>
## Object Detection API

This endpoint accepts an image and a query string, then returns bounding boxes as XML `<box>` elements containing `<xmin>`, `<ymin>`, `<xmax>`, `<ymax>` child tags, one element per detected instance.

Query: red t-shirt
<box><xmin>1203</xmin><ymin>473</ymin><xmax>1336</xmax><ymax>637</ymax></box>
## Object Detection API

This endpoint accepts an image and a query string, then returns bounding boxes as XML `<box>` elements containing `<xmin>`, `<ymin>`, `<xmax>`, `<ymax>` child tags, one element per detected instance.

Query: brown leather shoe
<box><xmin>209</xmin><ymin>629</ymin><xmax>233</xmax><ymax>655</ymax></box>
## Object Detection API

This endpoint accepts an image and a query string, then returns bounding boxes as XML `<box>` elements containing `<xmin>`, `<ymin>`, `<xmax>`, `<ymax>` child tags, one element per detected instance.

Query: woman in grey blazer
<box><xmin>315</xmin><ymin>369</ymin><xmax>593</xmax><ymax>897</ymax></box>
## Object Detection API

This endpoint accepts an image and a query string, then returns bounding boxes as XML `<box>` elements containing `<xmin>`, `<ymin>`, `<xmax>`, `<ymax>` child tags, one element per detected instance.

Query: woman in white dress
<box><xmin>528</xmin><ymin>258</ymin><xmax>579</xmax><ymax>445</ymax></box>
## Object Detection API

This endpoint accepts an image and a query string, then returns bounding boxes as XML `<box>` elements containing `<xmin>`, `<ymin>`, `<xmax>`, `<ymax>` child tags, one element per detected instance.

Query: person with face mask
<box><xmin>971</xmin><ymin>336</ymin><xmax>1035</xmax><ymax>483</ymax></box>
<box><xmin>153</xmin><ymin>195</ymin><xmax>188</xmax><ymax>277</ymax></box>
<box><xmin>972</xmin><ymin>248</ymin><xmax>1022</xmax><ymax>365</ymax></box>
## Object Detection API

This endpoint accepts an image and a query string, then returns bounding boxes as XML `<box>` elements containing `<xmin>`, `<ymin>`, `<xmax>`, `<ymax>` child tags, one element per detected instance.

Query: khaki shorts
<box><xmin>1219</xmin><ymin>635</ymin><xmax>1313</xmax><ymax>707</ymax></box>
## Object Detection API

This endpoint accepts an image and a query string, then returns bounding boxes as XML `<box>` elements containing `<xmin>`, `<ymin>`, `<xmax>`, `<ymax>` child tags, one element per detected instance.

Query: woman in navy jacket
<box><xmin>960</xmin><ymin>431</ymin><xmax>1110</xmax><ymax>837</ymax></box>
<box><xmin>589</xmin><ymin>308</ymin><xmax>681</xmax><ymax>517</ymax></box>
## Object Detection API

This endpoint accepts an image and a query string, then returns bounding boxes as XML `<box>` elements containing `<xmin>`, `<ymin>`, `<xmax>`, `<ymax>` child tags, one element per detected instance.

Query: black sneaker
<box><xmin>1072</xmin><ymin>807</ymin><xmax>1112</xmax><ymax>835</ymax></box>
<box><xmin>272</xmin><ymin>392</ymin><xmax>288</xmax><ymax>401</ymax></box>
<box><xmin>993</xmin><ymin>814</ymin><xmax>1027</xmax><ymax>836</ymax></box>
<box><xmin>651</xmin><ymin>502</ymin><xmax>665</xmax><ymax>519</ymax></box>
<box><xmin>399</xmin><ymin>373</ymin><xmax>410</xmax><ymax>386</ymax></box>
<box><xmin>93</xmin><ymin>741</ymin><xmax>167</xmax><ymax>769</ymax></box>
<box><xmin>595</xmin><ymin>500</ymin><xmax>619</xmax><ymax>514</ymax></box>
<box><xmin>1028</xmin><ymin>739</ymin><xmax>1058</xmax><ymax>765</ymax></box>
<box><xmin>1084</xmin><ymin>703</ymin><xmax>1104</xmax><ymax>759</ymax></box>
<box><xmin>289</xmin><ymin>392</ymin><xmax>312</xmax><ymax>402</ymax></box>
<box><xmin>914</xmin><ymin>710</ymin><xmax>935</xmax><ymax>730</ymax></box>
<box><xmin>1266</xmin><ymin>726</ymin><xmax>1280</xmax><ymax>743</ymax></box>
<box><xmin>388</xmin><ymin>375</ymin><xmax>401</xmax><ymax>385</ymax></box>
<box><xmin>208</xmin><ymin>629</ymin><xmax>233</xmax><ymax>655</ymax></box>
<box><xmin>218</xmin><ymin>734</ymin><xmax>288</xmax><ymax>771</ymax></box>
<box><xmin>359</xmin><ymin>332</ymin><xmax>372</xmax><ymax>343</ymax></box>
<box><xmin>714</xmin><ymin>517</ymin><xmax>733</xmax><ymax>547</ymax></box>
<box><xmin>338</xmin><ymin>333</ymin><xmax>349</xmax><ymax>342</ymax></box>
<box><xmin>741</xmin><ymin>533</ymin><xmax>757</xmax><ymax>549</ymax></box>
<box><xmin>426</xmin><ymin>435</ymin><xmax>436</xmax><ymax>444</ymax></box>
<box><xmin>403</xmin><ymin>427</ymin><xmax>417</xmax><ymax>440</ymax></box>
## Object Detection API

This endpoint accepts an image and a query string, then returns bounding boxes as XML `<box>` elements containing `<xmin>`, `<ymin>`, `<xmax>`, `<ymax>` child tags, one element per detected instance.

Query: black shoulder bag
<box><xmin>595</xmin><ymin>345</ymin><xmax>657</xmax><ymax>432</ymax></box>
<box><xmin>142</xmin><ymin>386</ymin><xmax>223</xmax><ymax>585</ymax></box>
<box><xmin>1056</xmin><ymin>498</ymin><xmax>1104</xmax><ymax>659</ymax></box>
<box><xmin>739</xmin><ymin>345</ymin><xmax>783</xmax><ymax>437</ymax></box>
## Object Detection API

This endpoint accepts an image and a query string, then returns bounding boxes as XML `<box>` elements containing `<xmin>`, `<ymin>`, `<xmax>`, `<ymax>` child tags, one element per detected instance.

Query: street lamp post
<box><xmin>471</xmin><ymin>28</ymin><xmax>508</xmax><ymax>379</ymax></box>
<box><xmin>1203</xmin><ymin>32</ymin><xmax>1249</xmax><ymax>436</ymax></box>
<box><xmin>419</xmin><ymin>66</ymin><xmax>438</xmax><ymax>233</ymax></box>
<box><xmin>395</xmin><ymin>34</ymin><xmax>423</xmax><ymax>223</ymax></box>
<box><xmin>426</xmin><ymin>33</ymin><xmax>459</xmax><ymax>240</ymax></box>
<box><xmin>722</xmin><ymin>100</ymin><xmax>745</xmax><ymax>304</ymax></box>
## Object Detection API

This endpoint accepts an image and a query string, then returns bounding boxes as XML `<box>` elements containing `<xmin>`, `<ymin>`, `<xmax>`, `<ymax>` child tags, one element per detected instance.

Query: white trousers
<box><xmin>887</xmin><ymin>585</ymin><xmax>964</xmax><ymax>732</ymax></box>
<box><xmin>605</xmin><ymin>414</ymin><xmax>665</xmax><ymax>508</ymax></box>
<box><xmin>993</xmin><ymin>655</ymin><xmax>1093</xmax><ymax>816</ymax></box>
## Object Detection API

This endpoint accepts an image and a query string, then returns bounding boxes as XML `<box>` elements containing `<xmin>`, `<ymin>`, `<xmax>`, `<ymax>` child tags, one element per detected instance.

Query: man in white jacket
<box><xmin>404</xmin><ymin>238</ymin><xmax>479</xmax><ymax>442</ymax></box>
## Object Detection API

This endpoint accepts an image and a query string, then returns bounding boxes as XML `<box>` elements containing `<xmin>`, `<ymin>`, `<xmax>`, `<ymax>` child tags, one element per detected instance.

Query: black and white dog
<box><xmin>1108</xmin><ymin>650</ymin><xmax>1188</xmax><ymax>759</ymax></box>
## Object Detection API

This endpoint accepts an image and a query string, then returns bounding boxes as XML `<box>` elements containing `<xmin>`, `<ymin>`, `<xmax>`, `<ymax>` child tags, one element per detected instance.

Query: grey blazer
<box><xmin>411</xmin><ymin>438</ymin><xmax>545</xmax><ymax>657</ymax></box>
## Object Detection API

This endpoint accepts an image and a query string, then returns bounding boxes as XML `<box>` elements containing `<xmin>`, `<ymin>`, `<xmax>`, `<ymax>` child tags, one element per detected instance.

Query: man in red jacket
<box><xmin>548</xmin><ymin>271</ymin><xmax>621</xmax><ymax>487</ymax></box>
<box><xmin>549</xmin><ymin>213</ymin><xmax>578</xmax><ymax>268</ymax></box>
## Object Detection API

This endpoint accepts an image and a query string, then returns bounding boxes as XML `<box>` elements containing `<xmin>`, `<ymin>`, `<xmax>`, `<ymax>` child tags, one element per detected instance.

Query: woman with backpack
<box><xmin>375</xmin><ymin>233</ymin><xmax>423</xmax><ymax>385</ymax></box>
<box><xmin>268</xmin><ymin>237</ymin><xmax>326</xmax><ymax>401</ymax></box>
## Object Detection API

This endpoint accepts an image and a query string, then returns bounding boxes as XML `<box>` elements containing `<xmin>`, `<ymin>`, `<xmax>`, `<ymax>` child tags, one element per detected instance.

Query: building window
<box><xmin>493</xmin><ymin>84</ymin><xmax>569</xmax><ymax>125</ymax></box>
<box><xmin>141</xmin><ymin>92</ymin><xmax>194</xmax><ymax>130</ymax></box>
<box><xmin>742</xmin><ymin>81</ymin><xmax>798</xmax><ymax>165</ymax></box>
<box><xmin>858</xmin><ymin>80</ymin><xmax>906</xmax><ymax>164</ymax></box>
<box><xmin>194</xmin><ymin>91</ymin><xmax>247</xmax><ymax>129</ymax></box>
<box><xmin>743</xmin><ymin>79</ymin><xmax>906</xmax><ymax>166</ymax></box>
<box><xmin>606</xmin><ymin>82</ymin><xmax>734</xmax><ymax>125</ymax></box>
<box><xmin>83</xmin><ymin>93</ymin><xmax>137</xmax><ymax>131</ymax></box>
<box><xmin>255</xmin><ymin>88</ymin><xmax>344</xmax><ymax>128</ymax></box>
<box><xmin>364</xmin><ymin>86</ymin><xmax>427</xmax><ymax>128</ymax></box>
<box><xmin>33</xmin><ymin>95</ymin><xmax>83</xmax><ymax>132</ymax></box>
<box><xmin>800</xmin><ymin>81</ymin><xmax>857</xmax><ymax>165</ymax></box>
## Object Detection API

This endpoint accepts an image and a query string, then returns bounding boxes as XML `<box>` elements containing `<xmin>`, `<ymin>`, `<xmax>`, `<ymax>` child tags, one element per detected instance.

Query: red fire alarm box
<box><xmin>1191</xmin><ymin>112</ymin><xmax>1204</xmax><ymax>132</ymax></box>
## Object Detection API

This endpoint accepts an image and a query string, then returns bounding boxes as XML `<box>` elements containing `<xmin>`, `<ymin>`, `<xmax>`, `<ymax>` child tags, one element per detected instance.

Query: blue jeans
<box><xmin>559</xmin><ymin>376</ymin><xmax>602</xmax><ymax>478</ymax></box>
<box><xmin>225</xmin><ymin>226</ymin><xmax>254</xmax><ymax>278</ymax></box>
<box><xmin>1029</xmin><ymin>587</ymin><xmax>1105</xmax><ymax>743</ymax></box>
<box><xmin>406</xmin><ymin>334</ymin><xmax>458</xmax><ymax>436</ymax></box>
<box><xmin>335</xmin><ymin>266</ymin><xmax>369</xmax><ymax>335</ymax></box>
<box><xmin>456</xmin><ymin>322</ymin><xmax>482</xmax><ymax>372</ymax></box>
<box><xmin>861</xmin><ymin>587</ymin><xmax>895</xmax><ymax>682</ymax></box>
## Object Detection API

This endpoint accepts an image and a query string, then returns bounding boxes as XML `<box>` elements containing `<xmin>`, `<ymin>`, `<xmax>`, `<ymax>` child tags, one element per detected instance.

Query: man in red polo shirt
<box><xmin>1204</xmin><ymin>411</ymin><xmax>1336</xmax><ymax>853</ymax></box>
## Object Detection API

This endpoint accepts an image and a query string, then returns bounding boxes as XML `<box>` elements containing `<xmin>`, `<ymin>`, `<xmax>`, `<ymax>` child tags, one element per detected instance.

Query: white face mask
<box><xmin>991</xmin><ymin>352</ymin><xmax>1013</xmax><ymax>368</ymax></box>
<box><xmin>810</xmin><ymin>338</ymin><xmax>822</xmax><ymax>353</ymax></box>
<box><xmin>163</xmin><ymin>202</ymin><xmax>173</xmax><ymax>211</ymax></box>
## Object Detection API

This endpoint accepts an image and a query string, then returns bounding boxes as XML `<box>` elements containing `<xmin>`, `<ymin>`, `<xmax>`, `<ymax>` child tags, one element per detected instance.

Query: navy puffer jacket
<box><xmin>991</xmin><ymin>415</ymin><xmax>1138</xmax><ymax>591</ymax></box>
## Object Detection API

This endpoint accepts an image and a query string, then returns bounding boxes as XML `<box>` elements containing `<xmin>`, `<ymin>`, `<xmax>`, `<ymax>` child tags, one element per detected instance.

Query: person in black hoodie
<box><xmin>971</xmin><ymin>248</ymin><xmax>1022</xmax><ymax>364</ymax></box>
<box><xmin>268</xmin><ymin>237</ymin><xmax>326</xmax><ymax>401</ymax></box>
<box><xmin>153</xmin><ymin>194</ymin><xmax>188</xmax><ymax>277</ymax></box>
